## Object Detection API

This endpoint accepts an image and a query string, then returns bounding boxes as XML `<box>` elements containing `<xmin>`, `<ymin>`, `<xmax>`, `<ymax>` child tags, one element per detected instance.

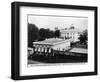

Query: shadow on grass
<box><xmin>28</xmin><ymin>53</ymin><xmax>87</xmax><ymax>64</ymax></box>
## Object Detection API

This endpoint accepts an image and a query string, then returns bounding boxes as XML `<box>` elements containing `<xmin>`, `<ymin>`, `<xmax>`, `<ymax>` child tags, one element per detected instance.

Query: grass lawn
<box><xmin>71</xmin><ymin>42</ymin><xmax>88</xmax><ymax>49</ymax></box>
<box><xmin>28</xmin><ymin>52</ymin><xmax>87</xmax><ymax>64</ymax></box>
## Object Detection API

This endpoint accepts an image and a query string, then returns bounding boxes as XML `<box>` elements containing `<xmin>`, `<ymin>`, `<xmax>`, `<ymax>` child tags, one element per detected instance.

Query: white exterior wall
<box><xmin>52</xmin><ymin>41</ymin><xmax>70</xmax><ymax>51</ymax></box>
<box><xmin>33</xmin><ymin>44</ymin><xmax>53</xmax><ymax>53</ymax></box>
<box><xmin>60</xmin><ymin>31</ymin><xmax>79</xmax><ymax>42</ymax></box>
<box><xmin>60</xmin><ymin>33</ymin><xmax>65</xmax><ymax>37</ymax></box>
<box><xmin>73</xmin><ymin>33</ymin><xmax>79</xmax><ymax>42</ymax></box>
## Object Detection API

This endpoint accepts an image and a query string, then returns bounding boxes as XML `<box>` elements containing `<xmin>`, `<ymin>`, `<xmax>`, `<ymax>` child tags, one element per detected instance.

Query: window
<box><xmin>63</xmin><ymin>48</ymin><xmax>65</xmax><ymax>51</ymax></box>
<box><xmin>35</xmin><ymin>48</ymin><xmax>37</xmax><ymax>51</ymax></box>
<box><xmin>38</xmin><ymin>48</ymin><xmax>40</xmax><ymax>52</ymax></box>
<box><xmin>67</xmin><ymin>33</ymin><xmax>69</xmax><ymax>35</ymax></box>
<box><xmin>41</xmin><ymin>48</ymin><xmax>44</xmax><ymax>52</ymax></box>
<box><xmin>49</xmin><ymin>48</ymin><xmax>51</xmax><ymax>53</ymax></box>
<box><xmin>45</xmin><ymin>48</ymin><xmax>47</xmax><ymax>52</ymax></box>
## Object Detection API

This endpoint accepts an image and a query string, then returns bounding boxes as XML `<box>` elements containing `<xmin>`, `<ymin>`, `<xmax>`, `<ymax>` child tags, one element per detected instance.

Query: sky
<box><xmin>28</xmin><ymin>15</ymin><xmax>88</xmax><ymax>31</ymax></box>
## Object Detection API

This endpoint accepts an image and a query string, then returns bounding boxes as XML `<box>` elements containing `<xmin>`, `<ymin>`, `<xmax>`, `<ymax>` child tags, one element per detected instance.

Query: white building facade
<box><xmin>33</xmin><ymin>38</ymin><xmax>71</xmax><ymax>55</ymax></box>
<box><xmin>60</xmin><ymin>26</ymin><xmax>82</xmax><ymax>42</ymax></box>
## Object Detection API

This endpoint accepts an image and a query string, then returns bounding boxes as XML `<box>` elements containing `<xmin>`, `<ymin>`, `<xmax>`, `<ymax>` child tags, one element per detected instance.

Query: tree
<box><xmin>39</xmin><ymin>28</ymin><xmax>55</xmax><ymax>40</ymax></box>
<box><xmin>78</xmin><ymin>29</ymin><xmax>88</xmax><ymax>45</ymax></box>
<box><xmin>28</xmin><ymin>23</ymin><xmax>39</xmax><ymax>47</ymax></box>
<box><xmin>55</xmin><ymin>30</ymin><xmax>60</xmax><ymax>38</ymax></box>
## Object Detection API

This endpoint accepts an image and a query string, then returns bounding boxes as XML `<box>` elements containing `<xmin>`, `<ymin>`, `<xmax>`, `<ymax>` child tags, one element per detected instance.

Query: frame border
<box><xmin>11</xmin><ymin>1</ymin><xmax>98</xmax><ymax>80</ymax></box>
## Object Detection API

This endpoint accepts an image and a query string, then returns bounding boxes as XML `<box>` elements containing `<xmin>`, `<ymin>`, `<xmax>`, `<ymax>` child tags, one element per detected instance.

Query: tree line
<box><xmin>78</xmin><ymin>29</ymin><xmax>88</xmax><ymax>45</ymax></box>
<box><xmin>28</xmin><ymin>23</ymin><xmax>60</xmax><ymax>47</ymax></box>
<box><xmin>28</xmin><ymin>23</ymin><xmax>88</xmax><ymax>48</ymax></box>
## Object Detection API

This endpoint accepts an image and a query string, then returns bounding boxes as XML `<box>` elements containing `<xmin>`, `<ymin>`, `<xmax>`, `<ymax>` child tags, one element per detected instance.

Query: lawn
<box><xmin>71</xmin><ymin>42</ymin><xmax>88</xmax><ymax>49</ymax></box>
<box><xmin>28</xmin><ymin>51</ymin><xmax>87</xmax><ymax>64</ymax></box>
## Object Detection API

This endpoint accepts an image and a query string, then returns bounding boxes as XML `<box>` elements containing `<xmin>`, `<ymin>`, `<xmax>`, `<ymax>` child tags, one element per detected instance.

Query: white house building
<box><xmin>60</xmin><ymin>25</ymin><xmax>82</xmax><ymax>42</ymax></box>
<box><xmin>32</xmin><ymin>25</ymin><xmax>84</xmax><ymax>56</ymax></box>
<box><xmin>33</xmin><ymin>38</ymin><xmax>71</xmax><ymax>55</ymax></box>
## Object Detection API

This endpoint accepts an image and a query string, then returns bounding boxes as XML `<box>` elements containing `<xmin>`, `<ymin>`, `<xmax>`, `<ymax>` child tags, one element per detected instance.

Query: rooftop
<box><xmin>33</xmin><ymin>38</ymin><xmax>70</xmax><ymax>45</ymax></box>
<box><xmin>69</xmin><ymin>48</ymin><xmax>88</xmax><ymax>54</ymax></box>
<box><xmin>60</xmin><ymin>28</ymin><xmax>83</xmax><ymax>33</ymax></box>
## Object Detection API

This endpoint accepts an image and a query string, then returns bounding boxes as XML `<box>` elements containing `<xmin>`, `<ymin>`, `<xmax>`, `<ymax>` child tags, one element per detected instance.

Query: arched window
<box><xmin>45</xmin><ymin>48</ymin><xmax>47</xmax><ymax>53</ymax></box>
<box><xmin>41</xmin><ymin>48</ymin><xmax>44</xmax><ymax>52</ymax></box>
<box><xmin>49</xmin><ymin>48</ymin><xmax>51</xmax><ymax>53</ymax></box>
<box><xmin>38</xmin><ymin>47</ymin><xmax>40</xmax><ymax>52</ymax></box>
<box><xmin>35</xmin><ymin>48</ymin><xmax>37</xmax><ymax>51</ymax></box>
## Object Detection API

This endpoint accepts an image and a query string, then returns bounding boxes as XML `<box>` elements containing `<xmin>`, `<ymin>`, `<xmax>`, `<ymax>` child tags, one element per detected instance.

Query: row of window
<box><xmin>61</xmin><ymin>33</ymin><xmax>75</xmax><ymax>36</ymax></box>
<box><xmin>33</xmin><ymin>44</ymin><xmax>51</xmax><ymax>48</ymax></box>
<box><xmin>34</xmin><ymin>47</ymin><xmax>52</xmax><ymax>53</ymax></box>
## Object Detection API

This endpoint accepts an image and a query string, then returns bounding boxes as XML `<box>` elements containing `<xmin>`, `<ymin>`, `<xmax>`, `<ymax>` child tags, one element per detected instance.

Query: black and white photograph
<box><xmin>27</xmin><ymin>15</ymin><xmax>88</xmax><ymax>66</ymax></box>
<box><xmin>11</xmin><ymin>2</ymin><xmax>97</xmax><ymax>80</ymax></box>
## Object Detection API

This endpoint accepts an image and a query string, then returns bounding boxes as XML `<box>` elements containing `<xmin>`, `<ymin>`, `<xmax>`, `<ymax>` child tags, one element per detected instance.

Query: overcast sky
<box><xmin>28</xmin><ymin>15</ymin><xmax>88</xmax><ymax>31</ymax></box>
